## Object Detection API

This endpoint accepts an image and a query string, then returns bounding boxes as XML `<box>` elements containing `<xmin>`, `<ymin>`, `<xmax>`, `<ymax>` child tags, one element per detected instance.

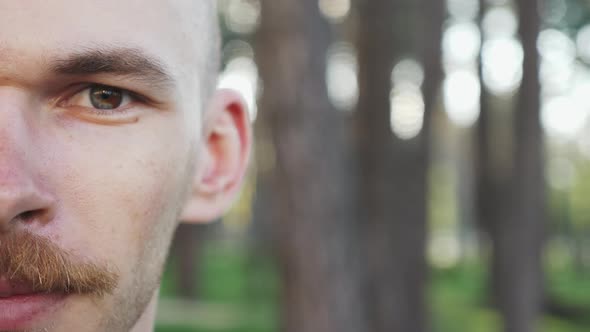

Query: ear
<box><xmin>180</xmin><ymin>89</ymin><xmax>252</xmax><ymax>223</ymax></box>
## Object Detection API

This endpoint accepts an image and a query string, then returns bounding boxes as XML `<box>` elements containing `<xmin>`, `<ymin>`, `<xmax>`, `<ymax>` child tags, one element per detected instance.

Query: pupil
<box><xmin>90</xmin><ymin>86</ymin><xmax>123</xmax><ymax>109</ymax></box>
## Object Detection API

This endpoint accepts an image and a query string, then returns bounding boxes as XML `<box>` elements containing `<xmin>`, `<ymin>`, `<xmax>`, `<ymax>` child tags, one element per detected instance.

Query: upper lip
<box><xmin>0</xmin><ymin>278</ymin><xmax>38</xmax><ymax>298</ymax></box>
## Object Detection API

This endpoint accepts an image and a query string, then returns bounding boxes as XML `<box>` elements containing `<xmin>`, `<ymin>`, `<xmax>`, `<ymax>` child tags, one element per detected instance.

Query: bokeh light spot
<box><xmin>326</xmin><ymin>42</ymin><xmax>359</xmax><ymax>111</ymax></box>
<box><xmin>444</xmin><ymin>69</ymin><xmax>481</xmax><ymax>127</ymax></box>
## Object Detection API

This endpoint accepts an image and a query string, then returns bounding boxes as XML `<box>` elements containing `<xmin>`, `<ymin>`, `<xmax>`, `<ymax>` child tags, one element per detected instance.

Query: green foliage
<box><xmin>156</xmin><ymin>242</ymin><xmax>278</xmax><ymax>332</ymax></box>
<box><xmin>548</xmin><ymin>264</ymin><xmax>590</xmax><ymax>310</ymax></box>
<box><xmin>431</xmin><ymin>265</ymin><xmax>501</xmax><ymax>332</ymax></box>
<box><xmin>157</xmin><ymin>242</ymin><xmax>590</xmax><ymax>332</ymax></box>
<box><xmin>432</xmin><ymin>263</ymin><xmax>590</xmax><ymax>332</ymax></box>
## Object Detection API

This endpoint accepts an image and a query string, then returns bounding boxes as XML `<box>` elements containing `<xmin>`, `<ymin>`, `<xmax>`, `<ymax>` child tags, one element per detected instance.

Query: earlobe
<box><xmin>180</xmin><ymin>89</ymin><xmax>252</xmax><ymax>224</ymax></box>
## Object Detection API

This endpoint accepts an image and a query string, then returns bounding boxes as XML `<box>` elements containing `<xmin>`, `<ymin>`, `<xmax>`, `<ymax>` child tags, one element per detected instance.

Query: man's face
<box><xmin>0</xmin><ymin>1</ymin><xmax>249</xmax><ymax>331</ymax></box>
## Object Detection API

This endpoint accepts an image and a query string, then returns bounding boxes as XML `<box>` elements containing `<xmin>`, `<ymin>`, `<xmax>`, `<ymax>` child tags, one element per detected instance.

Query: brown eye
<box><xmin>90</xmin><ymin>86</ymin><xmax>124</xmax><ymax>109</ymax></box>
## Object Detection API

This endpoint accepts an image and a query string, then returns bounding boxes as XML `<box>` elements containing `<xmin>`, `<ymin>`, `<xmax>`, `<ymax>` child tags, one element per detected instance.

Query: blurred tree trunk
<box><xmin>476</xmin><ymin>0</ymin><xmax>505</xmax><ymax>305</ymax></box>
<box><xmin>255</xmin><ymin>1</ymin><xmax>367</xmax><ymax>332</ymax></box>
<box><xmin>476</xmin><ymin>0</ymin><xmax>494</xmax><ymax>244</ymax></box>
<box><xmin>475</xmin><ymin>0</ymin><xmax>506</xmax><ymax>315</ymax></box>
<box><xmin>489</xmin><ymin>1</ymin><xmax>546</xmax><ymax>331</ymax></box>
<box><xmin>171</xmin><ymin>224</ymin><xmax>202</xmax><ymax>299</ymax></box>
<box><xmin>476</xmin><ymin>4</ymin><xmax>512</xmax><ymax>327</ymax></box>
<box><xmin>355</xmin><ymin>0</ymin><xmax>443</xmax><ymax>331</ymax></box>
<box><xmin>250</xmin><ymin>122</ymin><xmax>277</xmax><ymax>248</ymax></box>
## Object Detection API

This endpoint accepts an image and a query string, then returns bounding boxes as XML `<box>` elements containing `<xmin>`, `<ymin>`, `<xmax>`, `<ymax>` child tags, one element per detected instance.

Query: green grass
<box><xmin>548</xmin><ymin>267</ymin><xmax>590</xmax><ymax>309</ymax></box>
<box><xmin>156</xmin><ymin>242</ymin><xmax>590</xmax><ymax>332</ymax></box>
<box><xmin>431</xmin><ymin>264</ymin><xmax>590</xmax><ymax>332</ymax></box>
<box><xmin>430</xmin><ymin>265</ymin><xmax>501</xmax><ymax>332</ymax></box>
<box><xmin>156</xmin><ymin>242</ymin><xmax>278</xmax><ymax>332</ymax></box>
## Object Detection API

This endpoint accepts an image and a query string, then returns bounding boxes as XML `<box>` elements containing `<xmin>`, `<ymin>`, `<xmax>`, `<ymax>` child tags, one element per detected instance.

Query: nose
<box><xmin>0</xmin><ymin>176</ymin><xmax>55</xmax><ymax>233</ymax></box>
<box><xmin>0</xmin><ymin>91</ymin><xmax>55</xmax><ymax>233</ymax></box>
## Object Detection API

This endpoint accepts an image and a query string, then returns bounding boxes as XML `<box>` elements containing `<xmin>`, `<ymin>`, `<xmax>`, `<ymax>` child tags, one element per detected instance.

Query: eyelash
<box><xmin>59</xmin><ymin>83</ymin><xmax>142</xmax><ymax>115</ymax></box>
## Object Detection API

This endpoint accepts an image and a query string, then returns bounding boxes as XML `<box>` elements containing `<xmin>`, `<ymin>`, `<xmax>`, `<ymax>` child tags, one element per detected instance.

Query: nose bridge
<box><xmin>0</xmin><ymin>132</ymin><xmax>30</xmax><ymax>190</ymax></box>
<box><xmin>0</xmin><ymin>88</ymin><xmax>51</xmax><ymax>229</ymax></box>
<box><xmin>0</xmin><ymin>87</ymin><xmax>32</xmax><ymax>175</ymax></box>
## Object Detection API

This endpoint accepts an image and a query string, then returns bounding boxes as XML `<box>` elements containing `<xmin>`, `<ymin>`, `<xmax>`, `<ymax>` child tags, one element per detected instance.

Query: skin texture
<box><xmin>0</xmin><ymin>1</ymin><xmax>251</xmax><ymax>331</ymax></box>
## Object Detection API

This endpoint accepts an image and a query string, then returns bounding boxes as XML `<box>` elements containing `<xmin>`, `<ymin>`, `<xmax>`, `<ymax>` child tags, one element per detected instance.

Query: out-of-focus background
<box><xmin>156</xmin><ymin>0</ymin><xmax>590</xmax><ymax>331</ymax></box>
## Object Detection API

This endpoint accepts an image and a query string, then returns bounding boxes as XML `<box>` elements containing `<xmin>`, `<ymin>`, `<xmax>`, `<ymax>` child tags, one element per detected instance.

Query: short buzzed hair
<box><xmin>201</xmin><ymin>0</ymin><xmax>222</xmax><ymax>102</ymax></box>
<box><xmin>175</xmin><ymin>1</ymin><xmax>222</xmax><ymax>106</ymax></box>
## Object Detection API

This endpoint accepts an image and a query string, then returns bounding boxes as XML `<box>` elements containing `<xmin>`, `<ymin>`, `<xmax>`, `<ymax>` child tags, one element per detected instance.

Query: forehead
<box><xmin>0</xmin><ymin>0</ymin><xmax>207</xmax><ymax>88</ymax></box>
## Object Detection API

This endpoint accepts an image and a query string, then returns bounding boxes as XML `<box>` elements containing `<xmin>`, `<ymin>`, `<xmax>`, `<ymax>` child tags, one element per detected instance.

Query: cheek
<box><xmin>39</xmin><ymin>118</ymin><xmax>195</xmax><ymax>274</ymax></box>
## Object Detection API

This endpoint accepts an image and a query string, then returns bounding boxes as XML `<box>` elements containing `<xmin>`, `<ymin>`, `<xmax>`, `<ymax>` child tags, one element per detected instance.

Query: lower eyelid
<box><xmin>63</xmin><ymin>107</ymin><xmax>141</xmax><ymax>125</ymax></box>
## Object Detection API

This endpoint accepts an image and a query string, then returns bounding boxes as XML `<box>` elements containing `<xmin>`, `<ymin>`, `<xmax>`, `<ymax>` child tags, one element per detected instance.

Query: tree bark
<box><xmin>255</xmin><ymin>1</ymin><xmax>366</xmax><ymax>332</ymax></box>
<box><xmin>476</xmin><ymin>0</ymin><xmax>495</xmax><ymax>242</ymax></box>
<box><xmin>355</xmin><ymin>0</ymin><xmax>443</xmax><ymax>331</ymax></box>
<box><xmin>171</xmin><ymin>224</ymin><xmax>202</xmax><ymax>299</ymax></box>
<box><xmin>494</xmin><ymin>1</ymin><xmax>546</xmax><ymax>331</ymax></box>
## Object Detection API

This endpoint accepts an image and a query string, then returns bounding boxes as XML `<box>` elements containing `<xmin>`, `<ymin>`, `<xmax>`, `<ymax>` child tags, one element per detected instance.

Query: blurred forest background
<box><xmin>156</xmin><ymin>0</ymin><xmax>590</xmax><ymax>331</ymax></box>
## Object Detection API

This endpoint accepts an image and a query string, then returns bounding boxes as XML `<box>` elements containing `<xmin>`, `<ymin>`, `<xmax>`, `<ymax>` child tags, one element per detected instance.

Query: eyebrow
<box><xmin>50</xmin><ymin>47</ymin><xmax>176</xmax><ymax>89</ymax></box>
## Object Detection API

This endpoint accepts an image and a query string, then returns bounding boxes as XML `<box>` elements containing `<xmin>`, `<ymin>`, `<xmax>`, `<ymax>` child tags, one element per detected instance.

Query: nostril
<box><xmin>0</xmin><ymin>208</ymin><xmax>54</xmax><ymax>233</ymax></box>
<box><xmin>13</xmin><ymin>210</ymin><xmax>44</xmax><ymax>224</ymax></box>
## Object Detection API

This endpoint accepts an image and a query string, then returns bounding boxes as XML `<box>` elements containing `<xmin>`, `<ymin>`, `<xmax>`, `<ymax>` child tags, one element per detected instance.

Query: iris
<box><xmin>90</xmin><ymin>85</ymin><xmax>124</xmax><ymax>109</ymax></box>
